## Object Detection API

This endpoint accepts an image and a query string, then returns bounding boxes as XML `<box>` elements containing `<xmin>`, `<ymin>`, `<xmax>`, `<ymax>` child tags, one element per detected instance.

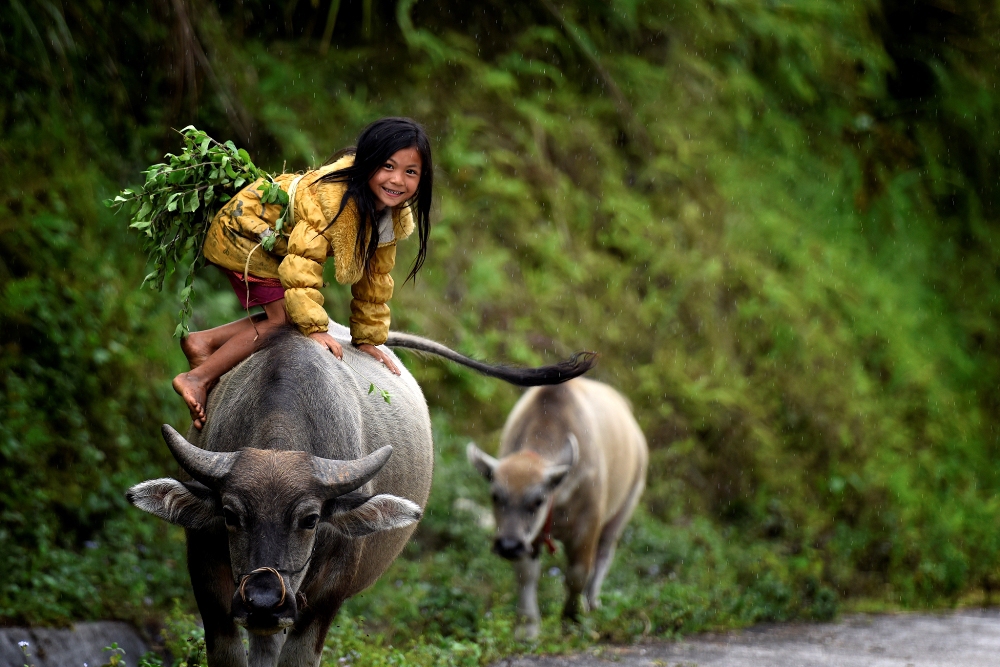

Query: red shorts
<box><xmin>218</xmin><ymin>266</ymin><xmax>285</xmax><ymax>309</ymax></box>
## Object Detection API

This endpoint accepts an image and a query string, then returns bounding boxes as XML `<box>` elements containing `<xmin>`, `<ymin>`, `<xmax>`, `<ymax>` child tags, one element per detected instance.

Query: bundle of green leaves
<box><xmin>106</xmin><ymin>126</ymin><xmax>289</xmax><ymax>336</ymax></box>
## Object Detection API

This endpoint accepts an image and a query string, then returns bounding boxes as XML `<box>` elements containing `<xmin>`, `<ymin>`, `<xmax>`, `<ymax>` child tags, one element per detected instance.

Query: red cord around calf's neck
<box><xmin>540</xmin><ymin>498</ymin><xmax>557</xmax><ymax>555</ymax></box>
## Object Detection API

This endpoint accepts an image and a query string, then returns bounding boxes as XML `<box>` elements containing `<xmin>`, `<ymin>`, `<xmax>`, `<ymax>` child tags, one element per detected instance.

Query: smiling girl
<box><xmin>172</xmin><ymin>117</ymin><xmax>433</xmax><ymax>428</ymax></box>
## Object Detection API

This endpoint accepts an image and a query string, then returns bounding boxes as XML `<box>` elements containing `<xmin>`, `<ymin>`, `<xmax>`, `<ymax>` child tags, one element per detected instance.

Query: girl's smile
<box><xmin>368</xmin><ymin>146</ymin><xmax>422</xmax><ymax>210</ymax></box>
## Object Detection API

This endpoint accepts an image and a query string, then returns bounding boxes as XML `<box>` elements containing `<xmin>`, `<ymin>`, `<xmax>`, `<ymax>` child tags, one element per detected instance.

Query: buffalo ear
<box><xmin>466</xmin><ymin>442</ymin><xmax>499</xmax><ymax>482</ymax></box>
<box><xmin>323</xmin><ymin>493</ymin><xmax>422</xmax><ymax>538</ymax></box>
<box><xmin>126</xmin><ymin>478</ymin><xmax>219</xmax><ymax>529</ymax></box>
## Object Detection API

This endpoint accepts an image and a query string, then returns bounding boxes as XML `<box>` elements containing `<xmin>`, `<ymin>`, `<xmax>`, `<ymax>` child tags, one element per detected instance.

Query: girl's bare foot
<box><xmin>180</xmin><ymin>334</ymin><xmax>213</xmax><ymax>370</ymax></box>
<box><xmin>172</xmin><ymin>372</ymin><xmax>208</xmax><ymax>429</ymax></box>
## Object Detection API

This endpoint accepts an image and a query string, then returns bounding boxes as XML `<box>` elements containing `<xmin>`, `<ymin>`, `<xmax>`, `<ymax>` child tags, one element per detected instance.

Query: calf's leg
<box><xmin>585</xmin><ymin>473</ymin><xmax>645</xmax><ymax>611</ymax></box>
<box><xmin>513</xmin><ymin>556</ymin><xmax>542</xmax><ymax>640</ymax></box>
<box><xmin>563</xmin><ymin>536</ymin><xmax>598</xmax><ymax>621</ymax></box>
<box><xmin>585</xmin><ymin>527</ymin><xmax>619</xmax><ymax>613</ymax></box>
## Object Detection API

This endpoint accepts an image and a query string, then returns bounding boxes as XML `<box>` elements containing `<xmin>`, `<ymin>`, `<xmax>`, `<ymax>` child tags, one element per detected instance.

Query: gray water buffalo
<box><xmin>467</xmin><ymin>377</ymin><xmax>647</xmax><ymax>639</ymax></box>
<box><xmin>127</xmin><ymin>321</ymin><xmax>594</xmax><ymax>667</ymax></box>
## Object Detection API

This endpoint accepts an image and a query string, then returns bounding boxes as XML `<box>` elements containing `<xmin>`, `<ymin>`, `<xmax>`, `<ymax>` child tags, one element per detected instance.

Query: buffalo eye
<box><xmin>490</xmin><ymin>491</ymin><xmax>503</xmax><ymax>506</ymax></box>
<box><xmin>530</xmin><ymin>498</ymin><xmax>544</xmax><ymax>511</ymax></box>
<box><xmin>223</xmin><ymin>507</ymin><xmax>241</xmax><ymax>529</ymax></box>
<box><xmin>299</xmin><ymin>514</ymin><xmax>320</xmax><ymax>530</ymax></box>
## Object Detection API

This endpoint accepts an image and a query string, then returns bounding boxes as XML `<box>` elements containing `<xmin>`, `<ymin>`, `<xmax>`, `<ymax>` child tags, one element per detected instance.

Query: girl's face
<box><xmin>367</xmin><ymin>146</ymin><xmax>422</xmax><ymax>211</ymax></box>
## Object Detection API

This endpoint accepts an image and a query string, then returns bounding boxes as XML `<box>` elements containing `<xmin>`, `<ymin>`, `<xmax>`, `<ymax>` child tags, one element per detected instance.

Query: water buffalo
<box><xmin>127</xmin><ymin>321</ymin><xmax>593</xmax><ymax>667</ymax></box>
<box><xmin>467</xmin><ymin>377</ymin><xmax>648</xmax><ymax>639</ymax></box>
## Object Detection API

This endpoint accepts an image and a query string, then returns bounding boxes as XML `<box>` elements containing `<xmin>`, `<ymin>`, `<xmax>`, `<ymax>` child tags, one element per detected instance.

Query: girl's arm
<box><xmin>349</xmin><ymin>243</ymin><xmax>396</xmax><ymax>346</ymax></box>
<box><xmin>278</xmin><ymin>220</ymin><xmax>331</xmax><ymax>335</ymax></box>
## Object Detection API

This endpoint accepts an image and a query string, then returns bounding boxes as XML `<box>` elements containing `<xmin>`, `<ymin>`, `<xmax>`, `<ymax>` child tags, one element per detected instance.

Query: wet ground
<box><xmin>495</xmin><ymin>609</ymin><xmax>1000</xmax><ymax>667</ymax></box>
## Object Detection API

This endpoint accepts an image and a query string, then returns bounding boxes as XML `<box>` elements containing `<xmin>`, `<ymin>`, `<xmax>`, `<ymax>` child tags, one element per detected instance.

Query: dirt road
<box><xmin>496</xmin><ymin>609</ymin><xmax>1000</xmax><ymax>667</ymax></box>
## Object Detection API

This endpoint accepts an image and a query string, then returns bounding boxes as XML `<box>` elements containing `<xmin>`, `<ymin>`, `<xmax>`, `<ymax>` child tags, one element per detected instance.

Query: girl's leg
<box><xmin>173</xmin><ymin>299</ymin><xmax>287</xmax><ymax>429</ymax></box>
<box><xmin>181</xmin><ymin>313</ymin><xmax>267</xmax><ymax>370</ymax></box>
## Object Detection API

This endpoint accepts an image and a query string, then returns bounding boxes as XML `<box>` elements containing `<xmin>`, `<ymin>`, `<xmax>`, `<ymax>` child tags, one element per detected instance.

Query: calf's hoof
<box><xmin>515</xmin><ymin>620</ymin><xmax>540</xmax><ymax>641</ymax></box>
<box><xmin>562</xmin><ymin>593</ymin><xmax>590</xmax><ymax>622</ymax></box>
<box><xmin>562</xmin><ymin>601</ymin><xmax>587</xmax><ymax>623</ymax></box>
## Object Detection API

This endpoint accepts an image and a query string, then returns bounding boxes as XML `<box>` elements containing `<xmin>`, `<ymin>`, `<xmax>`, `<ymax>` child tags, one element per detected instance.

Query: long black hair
<box><xmin>320</xmin><ymin>117</ymin><xmax>433</xmax><ymax>283</ymax></box>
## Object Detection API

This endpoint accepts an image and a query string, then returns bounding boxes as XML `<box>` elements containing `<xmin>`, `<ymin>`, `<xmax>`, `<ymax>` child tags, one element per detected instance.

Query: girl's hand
<box><xmin>356</xmin><ymin>343</ymin><xmax>401</xmax><ymax>375</ymax></box>
<box><xmin>309</xmin><ymin>332</ymin><xmax>343</xmax><ymax>359</ymax></box>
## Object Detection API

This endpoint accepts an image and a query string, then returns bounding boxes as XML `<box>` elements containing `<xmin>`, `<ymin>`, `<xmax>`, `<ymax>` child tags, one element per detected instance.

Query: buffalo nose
<box><xmin>241</xmin><ymin>570</ymin><xmax>287</xmax><ymax>610</ymax></box>
<box><xmin>494</xmin><ymin>537</ymin><xmax>526</xmax><ymax>559</ymax></box>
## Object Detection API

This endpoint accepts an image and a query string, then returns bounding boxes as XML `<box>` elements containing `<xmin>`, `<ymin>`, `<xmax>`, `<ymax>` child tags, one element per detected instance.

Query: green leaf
<box><xmin>184</xmin><ymin>191</ymin><xmax>200</xmax><ymax>212</ymax></box>
<box><xmin>369</xmin><ymin>383</ymin><xmax>375</xmax><ymax>394</ymax></box>
<box><xmin>200</xmin><ymin>137</ymin><xmax>211</xmax><ymax>156</ymax></box>
<box><xmin>382</xmin><ymin>391</ymin><xmax>391</xmax><ymax>404</ymax></box>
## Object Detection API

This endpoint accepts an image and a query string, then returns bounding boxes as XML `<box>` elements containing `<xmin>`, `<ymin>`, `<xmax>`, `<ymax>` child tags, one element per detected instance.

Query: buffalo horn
<box><xmin>312</xmin><ymin>446</ymin><xmax>394</xmax><ymax>497</ymax></box>
<box><xmin>161</xmin><ymin>424</ymin><xmax>237</xmax><ymax>487</ymax></box>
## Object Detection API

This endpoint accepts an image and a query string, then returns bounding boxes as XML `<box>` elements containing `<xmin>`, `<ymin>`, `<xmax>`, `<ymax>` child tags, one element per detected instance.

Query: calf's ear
<box><xmin>323</xmin><ymin>493</ymin><xmax>422</xmax><ymax>538</ymax></box>
<box><xmin>544</xmin><ymin>433</ymin><xmax>579</xmax><ymax>489</ymax></box>
<box><xmin>466</xmin><ymin>442</ymin><xmax>498</xmax><ymax>481</ymax></box>
<box><xmin>126</xmin><ymin>478</ymin><xmax>219</xmax><ymax>529</ymax></box>
<box><xmin>543</xmin><ymin>464</ymin><xmax>572</xmax><ymax>489</ymax></box>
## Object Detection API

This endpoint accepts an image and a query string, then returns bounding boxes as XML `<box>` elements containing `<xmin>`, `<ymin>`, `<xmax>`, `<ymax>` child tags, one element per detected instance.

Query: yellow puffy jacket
<box><xmin>202</xmin><ymin>155</ymin><xmax>414</xmax><ymax>345</ymax></box>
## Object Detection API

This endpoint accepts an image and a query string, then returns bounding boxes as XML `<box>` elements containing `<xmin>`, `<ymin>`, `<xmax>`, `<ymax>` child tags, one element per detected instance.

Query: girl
<box><xmin>172</xmin><ymin>117</ymin><xmax>433</xmax><ymax>429</ymax></box>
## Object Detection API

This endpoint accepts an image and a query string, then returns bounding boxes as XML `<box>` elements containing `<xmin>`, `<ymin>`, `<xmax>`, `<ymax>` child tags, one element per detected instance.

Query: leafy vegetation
<box><xmin>2</xmin><ymin>0</ymin><xmax>1000</xmax><ymax>664</ymax></box>
<box><xmin>108</xmin><ymin>126</ymin><xmax>290</xmax><ymax>336</ymax></box>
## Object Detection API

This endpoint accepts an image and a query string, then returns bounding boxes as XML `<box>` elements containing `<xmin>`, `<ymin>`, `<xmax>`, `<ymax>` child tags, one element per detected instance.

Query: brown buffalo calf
<box><xmin>468</xmin><ymin>377</ymin><xmax>648</xmax><ymax>639</ymax></box>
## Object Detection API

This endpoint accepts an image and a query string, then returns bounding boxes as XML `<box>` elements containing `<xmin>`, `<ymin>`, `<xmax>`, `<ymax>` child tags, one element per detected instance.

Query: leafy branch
<box><xmin>105</xmin><ymin>126</ymin><xmax>290</xmax><ymax>336</ymax></box>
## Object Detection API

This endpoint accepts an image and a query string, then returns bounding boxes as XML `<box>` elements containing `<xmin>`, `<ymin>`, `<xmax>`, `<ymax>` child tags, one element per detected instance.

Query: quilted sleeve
<box><xmin>349</xmin><ymin>243</ymin><xmax>396</xmax><ymax>346</ymax></box>
<box><xmin>278</xmin><ymin>220</ymin><xmax>332</xmax><ymax>336</ymax></box>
